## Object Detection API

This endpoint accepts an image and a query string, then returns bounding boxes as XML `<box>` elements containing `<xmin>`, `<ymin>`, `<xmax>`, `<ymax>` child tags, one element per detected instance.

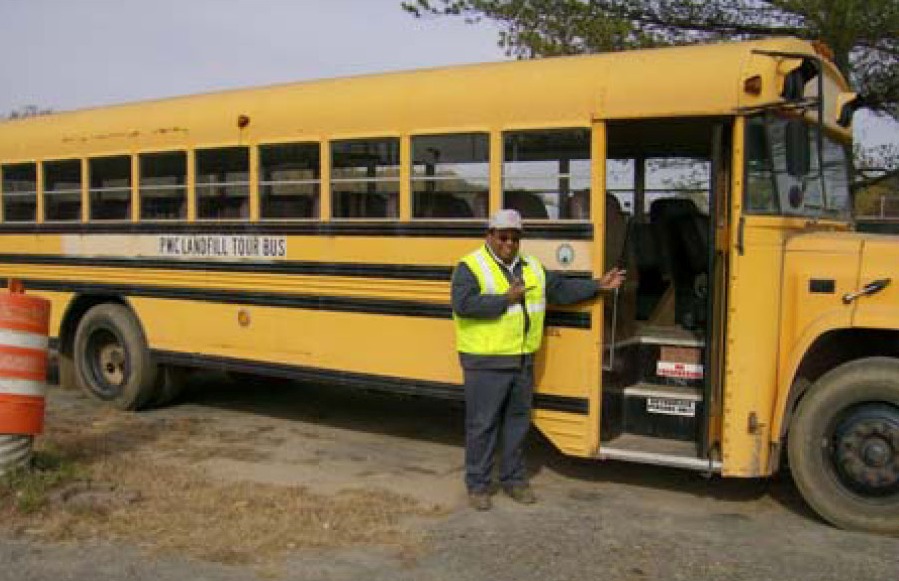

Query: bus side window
<box><xmin>140</xmin><ymin>151</ymin><xmax>187</xmax><ymax>221</ymax></box>
<box><xmin>89</xmin><ymin>155</ymin><xmax>132</xmax><ymax>221</ymax></box>
<box><xmin>43</xmin><ymin>159</ymin><xmax>82</xmax><ymax>222</ymax></box>
<box><xmin>259</xmin><ymin>142</ymin><xmax>320</xmax><ymax>220</ymax></box>
<box><xmin>331</xmin><ymin>138</ymin><xmax>400</xmax><ymax>219</ymax></box>
<box><xmin>411</xmin><ymin>133</ymin><xmax>489</xmax><ymax>219</ymax></box>
<box><xmin>1</xmin><ymin>163</ymin><xmax>38</xmax><ymax>223</ymax></box>
<box><xmin>196</xmin><ymin>147</ymin><xmax>250</xmax><ymax>220</ymax></box>
<box><xmin>502</xmin><ymin>128</ymin><xmax>590</xmax><ymax>220</ymax></box>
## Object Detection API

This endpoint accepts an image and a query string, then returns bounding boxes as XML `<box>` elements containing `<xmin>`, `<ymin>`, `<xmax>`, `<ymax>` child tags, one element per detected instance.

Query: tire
<box><xmin>73</xmin><ymin>303</ymin><xmax>158</xmax><ymax>411</ymax></box>
<box><xmin>55</xmin><ymin>351</ymin><xmax>77</xmax><ymax>390</ymax></box>
<box><xmin>148</xmin><ymin>365</ymin><xmax>192</xmax><ymax>408</ymax></box>
<box><xmin>788</xmin><ymin>357</ymin><xmax>899</xmax><ymax>534</ymax></box>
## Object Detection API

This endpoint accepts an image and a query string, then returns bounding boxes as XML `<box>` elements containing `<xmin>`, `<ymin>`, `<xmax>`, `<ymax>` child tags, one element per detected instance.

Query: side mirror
<box><xmin>785</xmin><ymin>120</ymin><xmax>811</xmax><ymax>177</ymax></box>
<box><xmin>781</xmin><ymin>58</ymin><xmax>819</xmax><ymax>101</ymax></box>
<box><xmin>837</xmin><ymin>92</ymin><xmax>861</xmax><ymax>128</ymax></box>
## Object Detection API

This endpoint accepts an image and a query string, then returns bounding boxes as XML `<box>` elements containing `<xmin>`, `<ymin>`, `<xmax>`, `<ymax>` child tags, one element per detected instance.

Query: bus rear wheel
<box><xmin>73</xmin><ymin>303</ymin><xmax>158</xmax><ymax>411</ymax></box>
<box><xmin>788</xmin><ymin>357</ymin><xmax>899</xmax><ymax>534</ymax></box>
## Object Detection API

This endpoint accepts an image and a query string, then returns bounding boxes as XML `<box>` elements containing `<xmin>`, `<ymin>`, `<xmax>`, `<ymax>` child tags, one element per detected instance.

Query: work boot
<box><xmin>503</xmin><ymin>484</ymin><xmax>537</xmax><ymax>504</ymax></box>
<box><xmin>468</xmin><ymin>491</ymin><xmax>492</xmax><ymax>511</ymax></box>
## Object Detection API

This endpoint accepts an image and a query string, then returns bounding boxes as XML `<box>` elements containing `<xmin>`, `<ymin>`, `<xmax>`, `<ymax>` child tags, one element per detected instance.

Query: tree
<box><xmin>7</xmin><ymin>105</ymin><xmax>53</xmax><ymax>120</ymax></box>
<box><xmin>855</xmin><ymin>142</ymin><xmax>899</xmax><ymax>178</ymax></box>
<box><xmin>402</xmin><ymin>1</ymin><xmax>899</xmax><ymax>120</ymax></box>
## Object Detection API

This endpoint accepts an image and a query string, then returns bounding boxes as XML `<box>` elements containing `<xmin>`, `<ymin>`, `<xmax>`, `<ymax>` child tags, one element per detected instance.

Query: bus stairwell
<box><xmin>598</xmin><ymin>118</ymin><xmax>727</xmax><ymax>471</ymax></box>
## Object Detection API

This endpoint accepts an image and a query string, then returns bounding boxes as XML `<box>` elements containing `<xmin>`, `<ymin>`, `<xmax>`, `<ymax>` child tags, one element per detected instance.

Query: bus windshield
<box><xmin>745</xmin><ymin>113</ymin><xmax>852</xmax><ymax>220</ymax></box>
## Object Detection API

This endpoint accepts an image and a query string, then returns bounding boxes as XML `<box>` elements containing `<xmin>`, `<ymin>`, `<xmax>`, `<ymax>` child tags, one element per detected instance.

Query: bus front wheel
<box><xmin>73</xmin><ymin>303</ymin><xmax>158</xmax><ymax>411</ymax></box>
<box><xmin>788</xmin><ymin>357</ymin><xmax>899</xmax><ymax>534</ymax></box>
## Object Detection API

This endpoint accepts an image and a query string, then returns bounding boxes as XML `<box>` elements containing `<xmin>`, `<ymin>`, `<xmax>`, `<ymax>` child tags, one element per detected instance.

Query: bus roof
<box><xmin>0</xmin><ymin>37</ymin><xmax>850</xmax><ymax>161</ymax></box>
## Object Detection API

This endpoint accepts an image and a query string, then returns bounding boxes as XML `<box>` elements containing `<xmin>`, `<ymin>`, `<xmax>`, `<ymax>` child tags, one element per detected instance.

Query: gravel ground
<box><xmin>2</xmin><ymin>376</ymin><xmax>898</xmax><ymax>581</ymax></box>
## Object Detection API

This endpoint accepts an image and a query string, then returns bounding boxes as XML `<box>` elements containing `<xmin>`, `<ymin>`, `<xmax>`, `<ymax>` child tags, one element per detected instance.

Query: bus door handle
<box><xmin>842</xmin><ymin>278</ymin><xmax>891</xmax><ymax>305</ymax></box>
<box><xmin>736</xmin><ymin>216</ymin><xmax>746</xmax><ymax>256</ymax></box>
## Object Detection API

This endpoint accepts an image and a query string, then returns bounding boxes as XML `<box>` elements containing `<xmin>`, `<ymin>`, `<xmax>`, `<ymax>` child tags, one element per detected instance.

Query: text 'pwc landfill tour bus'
<box><xmin>0</xmin><ymin>37</ymin><xmax>896</xmax><ymax>533</ymax></box>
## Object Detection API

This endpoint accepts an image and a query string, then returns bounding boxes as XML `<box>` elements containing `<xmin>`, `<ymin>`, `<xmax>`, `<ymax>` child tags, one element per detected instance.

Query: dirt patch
<box><xmin>0</xmin><ymin>398</ymin><xmax>440</xmax><ymax>568</ymax></box>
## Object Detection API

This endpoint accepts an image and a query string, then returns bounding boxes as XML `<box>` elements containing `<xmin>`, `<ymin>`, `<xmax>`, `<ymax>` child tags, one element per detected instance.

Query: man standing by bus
<box><xmin>452</xmin><ymin>209</ymin><xmax>625</xmax><ymax>510</ymax></box>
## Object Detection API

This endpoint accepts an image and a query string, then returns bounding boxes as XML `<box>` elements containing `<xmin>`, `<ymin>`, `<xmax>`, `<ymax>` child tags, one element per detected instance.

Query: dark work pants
<box><xmin>463</xmin><ymin>365</ymin><xmax>534</xmax><ymax>493</ymax></box>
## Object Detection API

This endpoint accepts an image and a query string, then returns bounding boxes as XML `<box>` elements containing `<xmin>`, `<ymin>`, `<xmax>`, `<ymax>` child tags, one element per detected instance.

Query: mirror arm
<box><xmin>816</xmin><ymin>61</ymin><xmax>827</xmax><ymax>210</ymax></box>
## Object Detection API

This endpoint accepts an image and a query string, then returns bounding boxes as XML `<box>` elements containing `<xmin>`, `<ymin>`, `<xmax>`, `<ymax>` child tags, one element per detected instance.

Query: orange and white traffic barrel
<box><xmin>0</xmin><ymin>279</ymin><xmax>50</xmax><ymax>475</ymax></box>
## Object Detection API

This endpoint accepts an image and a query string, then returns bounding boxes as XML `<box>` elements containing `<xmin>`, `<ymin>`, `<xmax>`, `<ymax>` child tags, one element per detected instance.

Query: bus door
<box><xmin>599</xmin><ymin>117</ymin><xmax>731</xmax><ymax>470</ymax></box>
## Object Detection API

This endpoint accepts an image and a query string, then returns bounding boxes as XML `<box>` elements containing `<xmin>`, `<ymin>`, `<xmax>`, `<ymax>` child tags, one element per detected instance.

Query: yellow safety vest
<box><xmin>454</xmin><ymin>245</ymin><xmax>547</xmax><ymax>356</ymax></box>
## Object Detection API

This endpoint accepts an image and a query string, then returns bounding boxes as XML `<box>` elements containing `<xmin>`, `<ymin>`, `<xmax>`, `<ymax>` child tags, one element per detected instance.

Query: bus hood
<box><xmin>785</xmin><ymin>230</ymin><xmax>898</xmax><ymax>327</ymax></box>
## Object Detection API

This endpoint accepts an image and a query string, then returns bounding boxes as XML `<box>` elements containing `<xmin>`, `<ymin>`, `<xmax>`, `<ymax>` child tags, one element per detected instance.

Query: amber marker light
<box><xmin>744</xmin><ymin>75</ymin><xmax>763</xmax><ymax>95</ymax></box>
<box><xmin>812</xmin><ymin>41</ymin><xmax>835</xmax><ymax>62</ymax></box>
<box><xmin>237</xmin><ymin>309</ymin><xmax>251</xmax><ymax>327</ymax></box>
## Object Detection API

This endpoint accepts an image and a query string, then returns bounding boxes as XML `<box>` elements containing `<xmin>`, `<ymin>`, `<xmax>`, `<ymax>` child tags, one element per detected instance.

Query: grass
<box><xmin>0</xmin><ymin>444</ymin><xmax>84</xmax><ymax>513</ymax></box>
<box><xmin>0</xmin><ymin>397</ymin><xmax>440</xmax><ymax>568</ymax></box>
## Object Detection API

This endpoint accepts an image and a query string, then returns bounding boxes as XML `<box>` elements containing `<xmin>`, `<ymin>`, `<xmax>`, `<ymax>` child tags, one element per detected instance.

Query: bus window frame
<box><xmin>500</xmin><ymin>125</ymin><xmax>593</xmax><ymax>224</ymax></box>
<box><xmin>193</xmin><ymin>144</ymin><xmax>252</xmax><ymax>222</ymax></box>
<box><xmin>328</xmin><ymin>135</ymin><xmax>402</xmax><ymax>222</ymax></box>
<box><xmin>138</xmin><ymin>148</ymin><xmax>190</xmax><ymax>223</ymax></box>
<box><xmin>410</xmin><ymin>130</ymin><xmax>491</xmax><ymax>222</ymax></box>
<box><xmin>87</xmin><ymin>152</ymin><xmax>134</xmax><ymax>223</ymax></box>
<box><xmin>41</xmin><ymin>158</ymin><xmax>84</xmax><ymax>224</ymax></box>
<box><xmin>742</xmin><ymin>112</ymin><xmax>852</xmax><ymax>221</ymax></box>
<box><xmin>257</xmin><ymin>139</ymin><xmax>323</xmax><ymax>222</ymax></box>
<box><xmin>0</xmin><ymin>160</ymin><xmax>39</xmax><ymax>224</ymax></box>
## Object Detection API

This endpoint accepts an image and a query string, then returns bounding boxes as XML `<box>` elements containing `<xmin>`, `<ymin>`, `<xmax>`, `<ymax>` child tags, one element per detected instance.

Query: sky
<box><xmin>0</xmin><ymin>0</ymin><xmax>895</xmax><ymax>152</ymax></box>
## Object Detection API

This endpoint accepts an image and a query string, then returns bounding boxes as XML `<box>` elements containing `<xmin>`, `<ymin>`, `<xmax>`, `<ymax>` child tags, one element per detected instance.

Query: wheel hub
<box><xmin>862</xmin><ymin>439</ymin><xmax>891</xmax><ymax>467</ymax></box>
<box><xmin>832</xmin><ymin>412</ymin><xmax>899</xmax><ymax>496</ymax></box>
<box><xmin>97</xmin><ymin>343</ymin><xmax>126</xmax><ymax>387</ymax></box>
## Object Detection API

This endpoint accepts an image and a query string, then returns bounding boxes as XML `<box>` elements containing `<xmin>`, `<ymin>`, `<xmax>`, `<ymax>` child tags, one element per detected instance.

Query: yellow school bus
<box><xmin>0</xmin><ymin>37</ymin><xmax>895</xmax><ymax>533</ymax></box>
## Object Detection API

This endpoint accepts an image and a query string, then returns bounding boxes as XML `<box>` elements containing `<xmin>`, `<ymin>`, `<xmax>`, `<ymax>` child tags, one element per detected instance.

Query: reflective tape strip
<box><xmin>472</xmin><ymin>251</ymin><xmax>499</xmax><ymax>294</ymax></box>
<box><xmin>524</xmin><ymin>256</ymin><xmax>545</xmax><ymax>288</ymax></box>
<box><xmin>506</xmin><ymin>304</ymin><xmax>524</xmax><ymax>316</ymax></box>
<box><xmin>0</xmin><ymin>329</ymin><xmax>49</xmax><ymax>351</ymax></box>
<box><xmin>0</xmin><ymin>394</ymin><xmax>46</xmax><ymax>435</ymax></box>
<box><xmin>0</xmin><ymin>434</ymin><xmax>33</xmax><ymax>476</ymax></box>
<box><xmin>0</xmin><ymin>346</ymin><xmax>47</xmax><ymax>382</ymax></box>
<box><xmin>527</xmin><ymin>301</ymin><xmax>546</xmax><ymax>315</ymax></box>
<box><xmin>0</xmin><ymin>377</ymin><xmax>46</xmax><ymax>397</ymax></box>
<box><xmin>0</xmin><ymin>295</ymin><xmax>50</xmax><ymax>335</ymax></box>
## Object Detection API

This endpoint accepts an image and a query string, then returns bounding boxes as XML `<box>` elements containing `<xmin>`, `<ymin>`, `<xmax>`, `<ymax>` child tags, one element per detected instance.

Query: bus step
<box><xmin>609</xmin><ymin>328</ymin><xmax>705</xmax><ymax>390</ymax></box>
<box><xmin>599</xmin><ymin>433</ymin><xmax>718</xmax><ymax>472</ymax></box>
<box><xmin>604</xmin><ymin>382</ymin><xmax>703</xmax><ymax>442</ymax></box>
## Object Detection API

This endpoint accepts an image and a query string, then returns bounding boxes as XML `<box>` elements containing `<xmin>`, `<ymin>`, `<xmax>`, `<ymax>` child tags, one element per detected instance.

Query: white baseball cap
<box><xmin>489</xmin><ymin>209</ymin><xmax>523</xmax><ymax>230</ymax></box>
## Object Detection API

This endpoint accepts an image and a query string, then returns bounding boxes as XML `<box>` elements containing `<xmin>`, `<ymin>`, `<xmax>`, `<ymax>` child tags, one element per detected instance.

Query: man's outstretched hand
<box><xmin>597</xmin><ymin>267</ymin><xmax>626</xmax><ymax>290</ymax></box>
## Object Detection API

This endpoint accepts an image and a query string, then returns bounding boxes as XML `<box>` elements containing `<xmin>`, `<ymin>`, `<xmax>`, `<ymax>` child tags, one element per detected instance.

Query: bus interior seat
<box><xmin>338</xmin><ymin>192</ymin><xmax>390</xmax><ymax>218</ymax></box>
<box><xmin>92</xmin><ymin>196</ymin><xmax>130</xmax><ymax>220</ymax></box>
<box><xmin>263</xmin><ymin>195</ymin><xmax>315</xmax><ymax>219</ymax></box>
<box><xmin>631</xmin><ymin>220</ymin><xmax>666</xmax><ymax>321</ymax></box>
<box><xmin>146</xmin><ymin>197</ymin><xmax>186</xmax><ymax>220</ymax></box>
<box><xmin>569</xmin><ymin>190</ymin><xmax>590</xmax><ymax>220</ymax></box>
<box><xmin>504</xmin><ymin>191</ymin><xmax>549</xmax><ymax>219</ymax></box>
<box><xmin>648</xmin><ymin>197</ymin><xmax>709</xmax><ymax>328</ymax></box>
<box><xmin>604</xmin><ymin>195</ymin><xmax>627</xmax><ymax>269</ymax></box>
<box><xmin>604</xmin><ymin>194</ymin><xmax>637</xmax><ymax>340</ymax></box>
<box><xmin>419</xmin><ymin>194</ymin><xmax>475</xmax><ymax>218</ymax></box>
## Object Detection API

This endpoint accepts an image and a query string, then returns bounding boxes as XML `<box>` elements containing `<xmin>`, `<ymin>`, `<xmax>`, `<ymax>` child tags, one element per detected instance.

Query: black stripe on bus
<box><xmin>18</xmin><ymin>279</ymin><xmax>592</xmax><ymax>329</ymax></box>
<box><xmin>152</xmin><ymin>349</ymin><xmax>590</xmax><ymax>415</ymax></box>
<box><xmin>0</xmin><ymin>221</ymin><xmax>594</xmax><ymax>240</ymax></box>
<box><xmin>0</xmin><ymin>254</ymin><xmax>455</xmax><ymax>281</ymax></box>
<box><xmin>0</xmin><ymin>254</ymin><xmax>593</xmax><ymax>282</ymax></box>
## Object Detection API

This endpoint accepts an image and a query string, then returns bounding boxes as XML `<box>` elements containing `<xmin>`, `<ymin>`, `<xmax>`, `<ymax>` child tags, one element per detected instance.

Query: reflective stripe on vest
<box><xmin>453</xmin><ymin>246</ymin><xmax>547</xmax><ymax>356</ymax></box>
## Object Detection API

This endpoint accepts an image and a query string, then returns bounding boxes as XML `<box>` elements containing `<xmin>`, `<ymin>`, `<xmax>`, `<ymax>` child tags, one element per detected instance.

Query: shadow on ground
<box><xmin>165</xmin><ymin>370</ymin><xmax>817</xmax><ymax>524</ymax></box>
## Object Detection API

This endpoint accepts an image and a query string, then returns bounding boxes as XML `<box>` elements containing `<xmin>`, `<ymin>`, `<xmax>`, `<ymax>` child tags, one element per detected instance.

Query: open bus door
<box><xmin>598</xmin><ymin>117</ymin><xmax>731</xmax><ymax>471</ymax></box>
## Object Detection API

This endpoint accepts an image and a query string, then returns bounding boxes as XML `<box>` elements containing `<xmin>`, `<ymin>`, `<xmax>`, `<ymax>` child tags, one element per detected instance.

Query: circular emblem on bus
<box><xmin>556</xmin><ymin>243</ymin><xmax>575</xmax><ymax>266</ymax></box>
